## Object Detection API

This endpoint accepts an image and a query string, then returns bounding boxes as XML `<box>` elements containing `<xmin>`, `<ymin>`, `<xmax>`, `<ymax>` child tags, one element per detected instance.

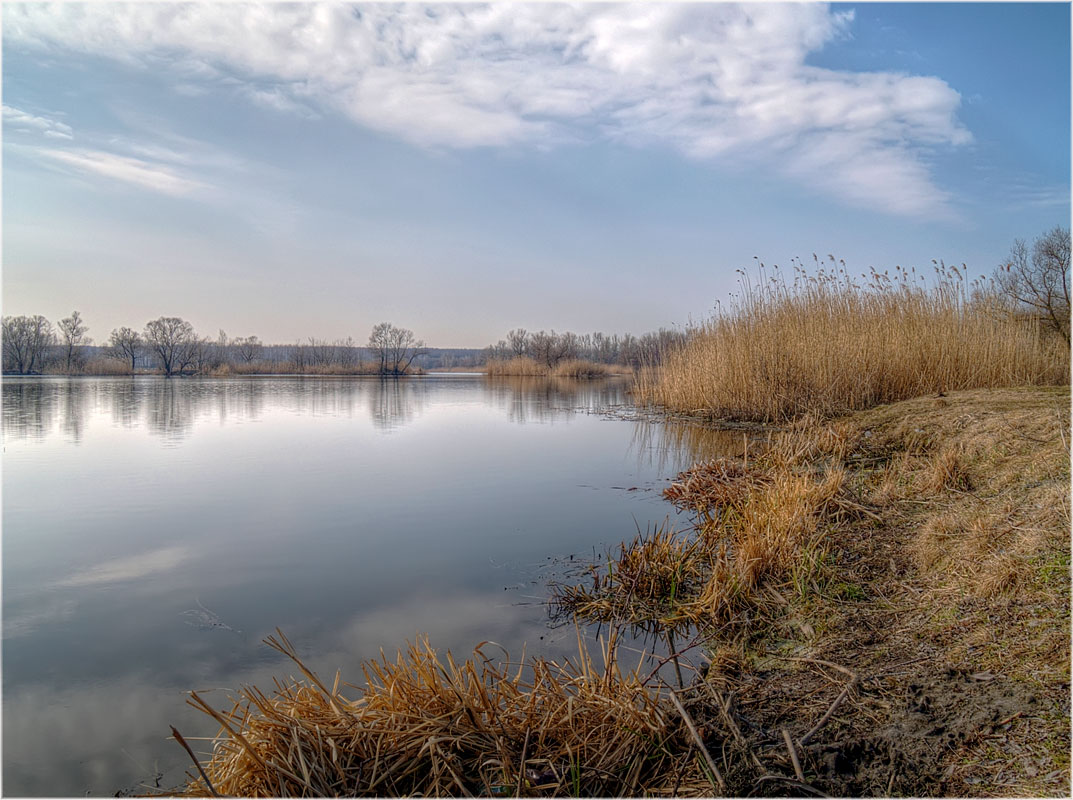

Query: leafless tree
<box><xmin>235</xmin><ymin>335</ymin><xmax>263</xmax><ymax>364</ymax></box>
<box><xmin>368</xmin><ymin>322</ymin><xmax>426</xmax><ymax>375</ymax></box>
<box><xmin>108</xmin><ymin>327</ymin><xmax>143</xmax><ymax>372</ymax></box>
<box><xmin>994</xmin><ymin>226</ymin><xmax>1071</xmax><ymax>343</ymax></box>
<box><xmin>144</xmin><ymin>316</ymin><xmax>197</xmax><ymax>376</ymax></box>
<box><xmin>529</xmin><ymin>330</ymin><xmax>573</xmax><ymax>368</ymax></box>
<box><xmin>2</xmin><ymin>315</ymin><xmax>55</xmax><ymax>374</ymax></box>
<box><xmin>507</xmin><ymin>328</ymin><xmax>530</xmax><ymax>357</ymax></box>
<box><xmin>58</xmin><ymin>310</ymin><xmax>90</xmax><ymax>372</ymax></box>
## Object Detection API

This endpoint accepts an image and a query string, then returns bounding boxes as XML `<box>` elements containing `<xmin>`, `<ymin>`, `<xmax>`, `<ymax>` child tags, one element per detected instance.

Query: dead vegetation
<box><xmin>635</xmin><ymin>262</ymin><xmax>1069</xmax><ymax>421</ymax></box>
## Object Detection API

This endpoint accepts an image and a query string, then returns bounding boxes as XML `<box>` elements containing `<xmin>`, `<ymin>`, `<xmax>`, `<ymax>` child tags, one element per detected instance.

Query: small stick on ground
<box><xmin>668</xmin><ymin>689</ymin><xmax>726</xmax><ymax>793</ymax></box>
<box><xmin>754</xmin><ymin>774</ymin><xmax>831</xmax><ymax>797</ymax></box>
<box><xmin>781</xmin><ymin>727</ymin><xmax>805</xmax><ymax>782</ymax></box>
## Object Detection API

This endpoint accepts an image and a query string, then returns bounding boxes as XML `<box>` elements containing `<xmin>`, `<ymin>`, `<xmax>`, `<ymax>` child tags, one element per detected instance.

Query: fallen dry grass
<box><xmin>176</xmin><ymin>629</ymin><xmax>719</xmax><ymax>798</ymax></box>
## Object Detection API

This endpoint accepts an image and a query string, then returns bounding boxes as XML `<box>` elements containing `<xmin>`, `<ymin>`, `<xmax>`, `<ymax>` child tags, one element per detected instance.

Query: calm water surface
<box><xmin>2</xmin><ymin>375</ymin><xmax>740</xmax><ymax>796</ymax></box>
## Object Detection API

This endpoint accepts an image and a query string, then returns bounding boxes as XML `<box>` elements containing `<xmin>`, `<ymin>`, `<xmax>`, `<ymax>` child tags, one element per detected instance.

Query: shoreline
<box><xmin>172</xmin><ymin>385</ymin><xmax>1070</xmax><ymax>797</ymax></box>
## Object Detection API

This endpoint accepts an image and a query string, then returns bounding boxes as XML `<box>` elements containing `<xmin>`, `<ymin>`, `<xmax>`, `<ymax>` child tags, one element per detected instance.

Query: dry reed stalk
<box><xmin>635</xmin><ymin>262</ymin><xmax>1068</xmax><ymax>422</ymax></box>
<box><xmin>177</xmin><ymin>629</ymin><xmax>704</xmax><ymax>798</ymax></box>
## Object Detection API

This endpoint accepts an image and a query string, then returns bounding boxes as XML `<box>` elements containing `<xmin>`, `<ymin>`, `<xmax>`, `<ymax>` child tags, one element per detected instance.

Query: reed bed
<box><xmin>485</xmin><ymin>356</ymin><xmax>548</xmax><ymax>377</ymax></box>
<box><xmin>485</xmin><ymin>357</ymin><xmax>627</xmax><ymax>379</ymax></box>
<box><xmin>636</xmin><ymin>261</ymin><xmax>1069</xmax><ymax>422</ymax></box>
<box><xmin>552</xmin><ymin>424</ymin><xmax>868</xmax><ymax>639</ymax></box>
<box><xmin>177</xmin><ymin>630</ymin><xmax>708</xmax><ymax>798</ymax></box>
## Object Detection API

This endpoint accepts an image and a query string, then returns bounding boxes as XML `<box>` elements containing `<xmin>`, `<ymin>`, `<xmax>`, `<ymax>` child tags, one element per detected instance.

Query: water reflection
<box><xmin>368</xmin><ymin>379</ymin><xmax>430</xmax><ymax>432</ymax></box>
<box><xmin>483</xmin><ymin>375</ymin><xmax>631</xmax><ymax>424</ymax></box>
<box><xmin>629</xmin><ymin>419</ymin><xmax>758</xmax><ymax>475</ymax></box>
<box><xmin>3</xmin><ymin>374</ymin><xmax>736</xmax><ymax>797</ymax></box>
<box><xmin>3</xmin><ymin>377</ymin><xmax>436</xmax><ymax>443</ymax></box>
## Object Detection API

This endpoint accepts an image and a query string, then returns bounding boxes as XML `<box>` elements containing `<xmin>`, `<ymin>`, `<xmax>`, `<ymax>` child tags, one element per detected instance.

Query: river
<box><xmin>2</xmin><ymin>374</ymin><xmax>739</xmax><ymax>796</ymax></box>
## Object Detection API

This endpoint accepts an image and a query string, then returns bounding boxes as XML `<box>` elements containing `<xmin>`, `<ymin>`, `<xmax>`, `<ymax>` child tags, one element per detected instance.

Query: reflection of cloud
<box><xmin>3</xmin><ymin>679</ymin><xmax>210</xmax><ymax>797</ymax></box>
<box><xmin>58</xmin><ymin>546</ymin><xmax>189</xmax><ymax>587</ymax></box>
<box><xmin>2</xmin><ymin>597</ymin><xmax>78</xmax><ymax>639</ymax></box>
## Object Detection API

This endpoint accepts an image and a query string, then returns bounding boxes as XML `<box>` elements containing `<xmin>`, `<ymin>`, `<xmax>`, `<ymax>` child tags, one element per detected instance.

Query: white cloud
<box><xmin>5</xmin><ymin>3</ymin><xmax>973</xmax><ymax>216</ymax></box>
<box><xmin>36</xmin><ymin>148</ymin><xmax>207</xmax><ymax>195</ymax></box>
<box><xmin>3</xmin><ymin>103</ymin><xmax>74</xmax><ymax>139</ymax></box>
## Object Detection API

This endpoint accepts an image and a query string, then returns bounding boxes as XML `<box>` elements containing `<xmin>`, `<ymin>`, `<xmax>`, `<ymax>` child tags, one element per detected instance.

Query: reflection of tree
<box><xmin>144</xmin><ymin>380</ymin><xmax>196</xmax><ymax>442</ymax></box>
<box><xmin>58</xmin><ymin>379</ymin><xmax>93</xmax><ymax>444</ymax></box>
<box><xmin>2</xmin><ymin>379</ymin><xmax>58</xmax><ymax>441</ymax></box>
<box><xmin>483</xmin><ymin>376</ymin><xmax>630</xmax><ymax>424</ymax></box>
<box><xmin>368</xmin><ymin>379</ymin><xmax>429</xmax><ymax>432</ymax></box>
<box><xmin>109</xmin><ymin>379</ymin><xmax>140</xmax><ymax>429</ymax></box>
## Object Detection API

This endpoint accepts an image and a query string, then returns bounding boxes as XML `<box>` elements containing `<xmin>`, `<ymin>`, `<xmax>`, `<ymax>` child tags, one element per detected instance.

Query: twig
<box><xmin>668</xmin><ymin>689</ymin><xmax>726</xmax><ymax>792</ymax></box>
<box><xmin>170</xmin><ymin>726</ymin><xmax>221</xmax><ymax>799</ymax></box>
<box><xmin>702</xmin><ymin>683</ymin><xmax>767</xmax><ymax>773</ymax></box>
<box><xmin>782</xmin><ymin>728</ymin><xmax>805</xmax><ymax>782</ymax></box>
<box><xmin>768</xmin><ymin>655</ymin><xmax>857</xmax><ymax>681</ymax></box>
<box><xmin>799</xmin><ymin>679</ymin><xmax>858</xmax><ymax>746</ymax></box>
<box><xmin>754</xmin><ymin>774</ymin><xmax>831</xmax><ymax>797</ymax></box>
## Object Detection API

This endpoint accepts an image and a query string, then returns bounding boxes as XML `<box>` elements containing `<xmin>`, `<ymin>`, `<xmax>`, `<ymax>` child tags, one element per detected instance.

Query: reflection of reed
<box><xmin>483</xmin><ymin>376</ymin><xmax>631</xmax><ymax>424</ymax></box>
<box><xmin>629</xmin><ymin>419</ymin><xmax>759</xmax><ymax>475</ymax></box>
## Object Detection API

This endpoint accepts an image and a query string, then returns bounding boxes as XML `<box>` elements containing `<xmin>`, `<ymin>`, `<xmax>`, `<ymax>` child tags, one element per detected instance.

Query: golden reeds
<box><xmin>552</xmin><ymin>423</ymin><xmax>869</xmax><ymax>641</ymax></box>
<box><xmin>636</xmin><ymin>261</ymin><xmax>1069</xmax><ymax>422</ymax></box>
<box><xmin>485</xmin><ymin>358</ymin><xmax>629</xmax><ymax>379</ymax></box>
<box><xmin>178</xmin><ymin>629</ymin><xmax>707</xmax><ymax>797</ymax></box>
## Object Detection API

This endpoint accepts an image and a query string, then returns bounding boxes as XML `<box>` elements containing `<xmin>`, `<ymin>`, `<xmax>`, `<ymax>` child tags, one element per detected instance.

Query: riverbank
<box><xmin>173</xmin><ymin>385</ymin><xmax>1069</xmax><ymax>797</ymax></box>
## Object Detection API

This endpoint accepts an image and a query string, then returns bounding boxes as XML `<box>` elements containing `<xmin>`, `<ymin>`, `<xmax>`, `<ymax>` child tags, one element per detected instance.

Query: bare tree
<box><xmin>58</xmin><ymin>310</ymin><xmax>90</xmax><ymax>372</ymax></box>
<box><xmin>108</xmin><ymin>327</ymin><xmax>143</xmax><ymax>372</ymax></box>
<box><xmin>369</xmin><ymin>322</ymin><xmax>426</xmax><ymax>375</ymax></box>
<box><xmin>506</xmin><ymin>328</ymin><xmax>530</xmax><ymax>357</ymax></box>
<box><xmin>529</xmin><ymin>330</ymin><xmax>572</xmax><ymax>368</ymax></box>
<box><xmin>235</xmin><ymin>335</ymin><xmax>263</xmax><ymax>364</ymax></box>
<box><xmin>144</xmin><ymin>316</ymin><xmax>197</xmax><ymax>376</ymax></box>
<box><xmin>2</xmin><ymin>315</ymin><xmax>55</xmax><ymax>374</ymax></box>
<box><xmin>994</xmin><ymin>226</ymin><xmax>1071</xmax><ymax>343</ymax></box>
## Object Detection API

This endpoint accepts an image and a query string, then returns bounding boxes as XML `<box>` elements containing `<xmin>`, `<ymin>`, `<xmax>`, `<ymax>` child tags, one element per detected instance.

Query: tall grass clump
<box><xmin>637</xmin><ymin>259</ymin><xmax>1069</xmax><ymax>422</ymax></box>
<box><xmin>485</xmin><ymin>356</ymin><xmax>548</xmax><ymax>377</ymax></box>
<box><xmin>177</xmin><ymin>630</ymin><xmax>698</xmax><ymax>798</ymax></box>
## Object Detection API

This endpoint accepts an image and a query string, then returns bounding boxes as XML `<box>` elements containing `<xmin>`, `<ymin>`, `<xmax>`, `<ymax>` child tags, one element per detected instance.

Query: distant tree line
<box><xmin>1</xmin><ymin>315</ymin><xmax>434</xmax><ymax>377</ymax></box>
<box><xmin>482</xmin><ymin>327</ymin><xmax>688</xmax><ymax>368</ymax></box>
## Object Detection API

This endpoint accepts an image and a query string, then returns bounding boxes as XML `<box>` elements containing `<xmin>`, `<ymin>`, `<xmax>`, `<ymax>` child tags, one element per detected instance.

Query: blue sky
<box><xmin>3</xmin><ymin>2</ymin><xmax>1069</xmax><ymax>348</ymax></box>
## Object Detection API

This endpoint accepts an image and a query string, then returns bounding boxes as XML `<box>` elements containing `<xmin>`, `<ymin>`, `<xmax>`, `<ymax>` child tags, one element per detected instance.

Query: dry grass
<box><xmin>553</xmin><ymin>424</ymin><xmax>867</xmax><ymax>640</ymax></box>
<box><xmin>485</xmin><ymin>358</ymin><xmax>630</xmax><ymax>379</ymax></box>
<box><xmin>177</xmin><ymin>630</ymin><xmax>712</xmax><ymax>798</ymax></box>
<box><xmin>636</xmin><ymin>261</ymin><xmax>1069</xmax><ymax>422</ymax></box>
<box><xmin>550</xmin><ymin>360</ymin><xmax>622</xmax><ymax>379</ymax></box>
<box><xmin>485</xmin><ymin>356</ymin><xmax>548</xmax><ymax>377</ymax></box>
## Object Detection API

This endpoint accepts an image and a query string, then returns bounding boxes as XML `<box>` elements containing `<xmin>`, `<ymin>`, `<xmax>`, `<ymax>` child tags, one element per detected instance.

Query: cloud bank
<box><xmin>5</xmin><ymin>3</ymin><xmax>972</xmax><ymax>215</ymax></box>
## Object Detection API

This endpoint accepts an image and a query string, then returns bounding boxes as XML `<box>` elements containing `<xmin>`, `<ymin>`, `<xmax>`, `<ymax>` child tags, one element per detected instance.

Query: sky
<box><xmin>3</xmin><ymin>2</ymin><xmax>1070</xmax><ymax>348</ymax></box>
